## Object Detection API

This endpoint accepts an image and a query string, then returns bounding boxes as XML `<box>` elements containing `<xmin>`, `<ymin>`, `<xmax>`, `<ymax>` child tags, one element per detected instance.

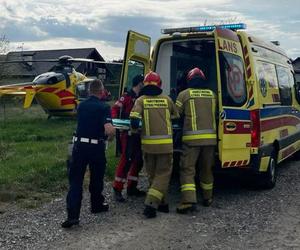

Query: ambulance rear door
<box><xmin>119</xmin><ymin>31</ymin><xmax>151</xmax><ymax>96</ymax></box>
<box><xmin>214</xmin><ymin>27</ymin><xmax>251</xmax><ymax>168</ymax></box>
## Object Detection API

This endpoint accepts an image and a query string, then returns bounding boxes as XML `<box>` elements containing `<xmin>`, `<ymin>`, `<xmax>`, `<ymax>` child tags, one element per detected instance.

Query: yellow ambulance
<box><xmin>118</xmin><ymin>23</ymin><xmax>299</xmax><ymax>188</ymax></box>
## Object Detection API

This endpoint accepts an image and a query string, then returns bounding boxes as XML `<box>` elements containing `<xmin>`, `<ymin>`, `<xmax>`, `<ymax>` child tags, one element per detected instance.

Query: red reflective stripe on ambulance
<box><xmin>261</xmin><ymin>116</ymin><xmax>300</xmax><ymax>132</ymax></box>
<box><xmin>223</xmin><ymin>162</ymin><xmax>230</xmax><ymax>167</ymax></box>
<box><xmin>242</xmin><ymin>160</ymin><xmax>248</xmax><ymax>165</ymax></box>
<box><xmin>223</xmin><ymin>160</ymin><xmax>249</xmax><ymax>168</ymax></box>
<box><xmin>230</xmin><ymin>161</ymin><xmax>237</xmax><ymax>167</ymax></box>
<box><xmin>243</xmin><ymin>45</ymin><xmax>252</xmax><ymax>78</ymax></box>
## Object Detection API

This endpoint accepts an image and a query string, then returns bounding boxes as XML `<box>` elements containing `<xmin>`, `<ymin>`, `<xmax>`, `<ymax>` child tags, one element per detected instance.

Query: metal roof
<box><xmin>1</xmin><ymin>48</ymin><xmax>104</xmax><ymax>76</ymax></box>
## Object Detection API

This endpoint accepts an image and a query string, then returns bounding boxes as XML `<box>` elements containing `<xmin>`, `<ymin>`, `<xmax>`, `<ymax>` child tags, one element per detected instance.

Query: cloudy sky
<box><xmin>0</xmin><ymin>0</ymin><xmax>299</xmax><ymax>60</ymax></box>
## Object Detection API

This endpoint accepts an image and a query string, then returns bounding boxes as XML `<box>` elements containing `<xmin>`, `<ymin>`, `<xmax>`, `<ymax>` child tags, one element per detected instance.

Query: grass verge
<box><xmin>0</xmin><ymin>102</ymin><xmax>118</xmax><ymax>207</ymax></box>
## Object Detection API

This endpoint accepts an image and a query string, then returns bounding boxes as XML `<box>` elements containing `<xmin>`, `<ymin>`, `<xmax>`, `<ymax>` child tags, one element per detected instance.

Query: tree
<box><xmin>0</xmin><ymin>35</ymin><xmax>10</xmax><ymax>83</ymax></box>
<box><xmin>0</xmin><ymin>35</ymin><xmax>9</xmax><ymax>55</ymax></box>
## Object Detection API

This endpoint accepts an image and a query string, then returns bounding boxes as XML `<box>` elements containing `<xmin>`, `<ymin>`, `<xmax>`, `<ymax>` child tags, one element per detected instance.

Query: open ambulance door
<box><xmin>119</xmin><ymin>31</ymin><xmax>151</xmax><ymax>96</ymax></box>
<box><xmin>214</xmin><ymin>27</ymin><xmax>251</xmax><ymax>168</ymax></box>
<box><xmin>113</xmin><ymin>31</ymin><xmax>151</xmax><ymax>152</ymax></box>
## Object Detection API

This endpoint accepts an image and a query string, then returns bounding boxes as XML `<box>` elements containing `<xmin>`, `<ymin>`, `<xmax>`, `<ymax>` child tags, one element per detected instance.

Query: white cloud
<box><xmin>1</xmin><ymin>0</ymin><xmax>299</xmax><ymax>60</ymax></box>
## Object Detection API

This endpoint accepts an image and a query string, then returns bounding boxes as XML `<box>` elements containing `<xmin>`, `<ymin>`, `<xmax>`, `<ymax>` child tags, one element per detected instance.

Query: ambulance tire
<box><xmin>260</xmin><ymin>151</ymin><xmax>277</xmax><ymax>189</ymax></box>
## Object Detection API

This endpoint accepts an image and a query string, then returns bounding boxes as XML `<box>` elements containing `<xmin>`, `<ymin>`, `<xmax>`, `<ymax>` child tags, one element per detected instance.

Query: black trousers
<box><xmin>66</xmin><ymin>142</ymin><xmax>106</xmax><ymax>220</ymax></box>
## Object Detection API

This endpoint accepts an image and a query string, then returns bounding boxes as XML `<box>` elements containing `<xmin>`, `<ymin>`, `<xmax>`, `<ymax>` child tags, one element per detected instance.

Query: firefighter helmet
<box><xmin>143</xmin><ymin>71</ymin><xmax>162</xmax><ymax>88</ymax></box>
<box><xmin>186</xmin><ymin>67</ymin><xmax>206</xmax><ymax>82</ymax></box>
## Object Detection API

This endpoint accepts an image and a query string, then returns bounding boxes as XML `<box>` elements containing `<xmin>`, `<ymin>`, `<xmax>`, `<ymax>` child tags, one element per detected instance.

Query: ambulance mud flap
<box><xmin>250</xmin><ymin>143</ymin><xmax>273</xmax><ymax>173</ymax></box>
<box><xmin>250</xmin><ymin>144</ymin><xmax>278</xmax><ymax>189</ymax></box>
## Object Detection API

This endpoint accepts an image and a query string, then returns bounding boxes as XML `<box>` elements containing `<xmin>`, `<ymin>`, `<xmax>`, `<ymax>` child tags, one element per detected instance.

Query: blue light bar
<box><xmin>161</xmin><ymin>23</ymin><xmax>247</xmax><ymax>35</ymax></box>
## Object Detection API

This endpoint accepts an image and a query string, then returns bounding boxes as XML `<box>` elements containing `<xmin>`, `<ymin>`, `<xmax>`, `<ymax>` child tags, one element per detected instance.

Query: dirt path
<box><xmin>1</xmin><ymin>159</ymin><xmax>299</xmax><ymax>250</ymax></box>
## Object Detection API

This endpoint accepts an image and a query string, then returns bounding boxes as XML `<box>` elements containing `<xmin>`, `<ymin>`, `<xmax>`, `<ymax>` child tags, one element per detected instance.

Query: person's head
<box><xmin>140</xmin><ymin>71</ymin><xmax>162</xmax><ymax>96</ymax></box>
<box><xmin>132</xmin><ymin>74</ymin><xmax>144</xmax><ymax>94</ymax></box>
<box><xmin>143</xmin><ymin>71</ymin><xmax>162</xmax><ymax>88</ymax></box>
<box><xmin>186</xmin><ymin>67</ymin><xmax>206</xmax><ymax>88</ymax></box>
<box><xmin>89</xmin><ymin>79</ymin><xmax>104</xmax><ymax>98</ymax></box>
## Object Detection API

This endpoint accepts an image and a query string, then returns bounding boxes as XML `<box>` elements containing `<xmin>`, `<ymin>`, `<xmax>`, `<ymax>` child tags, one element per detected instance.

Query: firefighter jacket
<box><xmin>111</xmin><ymin>89</ymin><xmax>138</xmax><ymax>119</ymax></box>
<box><xmin>130</xmin><ymin>93</ymin><xmax>179</xmax><ymax>154</ymax></box>
<box><xmin>175</xmin><ymin>88</ymin><xmax>217</xmax><ymax>146</ymax></box>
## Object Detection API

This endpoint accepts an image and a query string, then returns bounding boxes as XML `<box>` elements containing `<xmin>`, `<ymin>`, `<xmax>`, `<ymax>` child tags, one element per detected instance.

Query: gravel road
<box><xmin>0</xmin><ymin>159</ymin><xmax>299</xmax><ymax>250</ymax></box>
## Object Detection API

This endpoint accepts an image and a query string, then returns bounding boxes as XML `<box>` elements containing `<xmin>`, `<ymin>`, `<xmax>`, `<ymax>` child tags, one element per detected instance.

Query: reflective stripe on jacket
<box><xmin>130</xmin><ymin>94</ymin><xmax>179</xmax><ymax>154</ymax></box>
<box><xmin>176</xmin><ymin>88</ymin><xmax>217</xmax><ymax>146</ymax></box>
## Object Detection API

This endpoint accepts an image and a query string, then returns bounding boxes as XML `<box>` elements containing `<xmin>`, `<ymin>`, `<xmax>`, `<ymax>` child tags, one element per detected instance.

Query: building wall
<box><xmin>0</xmin><ymin>76</ymin><xmax>34</xmax><ymax>85</ymax></box>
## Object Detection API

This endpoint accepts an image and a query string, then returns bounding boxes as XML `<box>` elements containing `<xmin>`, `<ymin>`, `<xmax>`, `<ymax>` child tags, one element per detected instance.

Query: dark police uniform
<box><xmin>66</xmin><ymin>95</ymin><xmax>112</xmax><ymax>221</ymax></box>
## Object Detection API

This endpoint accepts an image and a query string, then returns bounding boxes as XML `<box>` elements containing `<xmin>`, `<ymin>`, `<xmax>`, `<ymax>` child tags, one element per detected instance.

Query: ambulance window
<box><xmin>125</xmin><ymin>60</ymin><xmax>144</xmax><ymax>91</ymax></box>
<box><xmin>256</xmin><ymin>61</ymin><xmax>280</xmax><ymax>104</ymax></box>
<box><xmin>276</xmin><ymin>66</ymin><xmax>293</xmax><ymax>105</ymax></box>
<box><xmin>295</xmin><ymin>72</ymin><xmax>300</xmax><ymax>104</ymax></box>
<box><xmin>219</xmin><ymin>52</ymin><xmax>246</xmax><ymax>106</ymax></box>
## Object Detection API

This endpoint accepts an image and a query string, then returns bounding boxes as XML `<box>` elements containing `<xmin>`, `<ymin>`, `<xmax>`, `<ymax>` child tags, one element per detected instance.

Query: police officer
<box><xmin>130</xmin><ymin>71</ymin><xmax>179</xmax><ymax>218</ymax></box>
<box><xmin>111</xmin><ymin>74</ymin><xmax>145</xmax><ymax>202</ymax></box>
<box><xmin>62</xmin><ymin>79</ymin><xmax>115</xmax><ymax>228</ymax></box>
<box><xmin>175</xmin><ymin>68</ymin><xmax>217</xmax><ymax>213</ymax></box>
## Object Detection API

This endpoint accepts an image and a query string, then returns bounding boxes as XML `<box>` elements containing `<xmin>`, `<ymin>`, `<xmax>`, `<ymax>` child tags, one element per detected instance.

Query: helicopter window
<box><xmin>76</xmin><ymin>81</ymin><xmax>91</xmax><ymax>100</ymax></box>
<box><xmin>33</xmin><ymin>72</ymin><xmax>65</xmax><ymax>85</ymax></box>
<box><xmin>125</xmin><ymin>60</ymin><xmax>144</xmax><ymax>92</ymax></box>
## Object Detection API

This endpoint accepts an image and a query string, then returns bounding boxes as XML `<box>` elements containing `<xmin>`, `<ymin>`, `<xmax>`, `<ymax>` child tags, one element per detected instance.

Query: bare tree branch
<box><xmin>0</xmin><ymin>35</ymin><xmax>10</xmax><ymax>83</ymax></box>
<box><xmin>0</xmin><ymin>35</ymin><xmax>9</xmax><ymax>55</ymax></box>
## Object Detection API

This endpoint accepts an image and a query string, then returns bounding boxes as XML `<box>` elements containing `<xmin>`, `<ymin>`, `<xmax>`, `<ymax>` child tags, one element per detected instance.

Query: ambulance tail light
<box><xmin>250</xmin><ymin>109</ymin><xmax>261</xmax><ymax>147</ymax></box>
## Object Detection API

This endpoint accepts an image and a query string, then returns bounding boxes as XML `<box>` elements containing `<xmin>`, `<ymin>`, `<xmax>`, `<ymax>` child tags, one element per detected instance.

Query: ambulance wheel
<box><xmin>260</xmin><ymin>152</ymin><xmax>277</xmax><ymax>189</ymax></box>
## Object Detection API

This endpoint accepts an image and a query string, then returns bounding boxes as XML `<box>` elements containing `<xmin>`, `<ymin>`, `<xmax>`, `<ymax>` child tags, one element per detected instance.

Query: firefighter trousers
<box><xmin>144</xmin><ymin>153</ymin><xmax>173</xmax><ymax>209</ymax></box>
<box><xmin>113</xmin><ymin>132</ymin><xmax>143</xmax><ymax>191</ymax></box>
<box><xmin>180</xmin><ymin>145</ymin><xmax>215</xmax><ymax>204</ymax></box>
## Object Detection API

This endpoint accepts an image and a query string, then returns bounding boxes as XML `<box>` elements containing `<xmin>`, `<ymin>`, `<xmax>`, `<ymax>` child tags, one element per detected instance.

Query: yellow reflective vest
<box><xmin>130</xmin><ymin>94</ymin><xmax>179</xmax><ymax>154</ymax></box>
<box><xmin>176</xmin><ymin>88</ymin><xmax>217</xmax><ymax>146</ymax></box>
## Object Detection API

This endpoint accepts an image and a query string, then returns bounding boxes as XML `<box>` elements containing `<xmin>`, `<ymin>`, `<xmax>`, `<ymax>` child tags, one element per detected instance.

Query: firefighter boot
<box><xmin>202</xmin><ymin>198</ymin><xmax>213</xmax><ymax>207</ymax></box>
<box><xmin>143</xmin><ymin>205</ymin><xmax>157</xmax><ymax>218</ymax></box>
<box><xmin>127</xmin><ymin>187</ymin><xmax>146</xmax><ymax>197</ymax></box>
<box><xmin>113</xmin><ymin>188</ymin><xmax>126</xmax><ymax>202</ymax></box>
<box><xmin>157</xmin><ymin>204</ymin><xmax>169</xmax><ymax>213</ymax></box>
<box><xmin>176</xmin><ymin>203</ymin><xmax>197</xmax><ymax>214</ymax></box>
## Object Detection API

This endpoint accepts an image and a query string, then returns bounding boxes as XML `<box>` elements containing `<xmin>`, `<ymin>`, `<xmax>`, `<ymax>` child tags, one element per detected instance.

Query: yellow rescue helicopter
<box><xmin>0</xmin><ymin>55</ymin><xmax>121</xmax><ymax>117</ymax></box>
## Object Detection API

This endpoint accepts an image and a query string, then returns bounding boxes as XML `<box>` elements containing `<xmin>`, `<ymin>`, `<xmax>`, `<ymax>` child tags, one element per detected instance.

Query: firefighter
<box><xmin>175</xmin><ymin>68</ymin><xmax>217</xmax><ymax>214</ymax></box>
<box><xmin>111</xmin><ymin>74</ymin><xmax>145</xmax><ymax>202</ymax></box>
<box><xmin>62</xmin><ymin>79</ymin><xmax>115</xmax><ymax>228</ymax></box>
<box><xmin>130</xmin><ymin>71</ymin><xmax>179</xmax><ymax>218</ymax></box>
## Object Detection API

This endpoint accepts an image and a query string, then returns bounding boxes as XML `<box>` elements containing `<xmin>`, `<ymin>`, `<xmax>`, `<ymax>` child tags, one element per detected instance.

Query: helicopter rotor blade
<box><xmin>0</xmin><ymin>59</ymin><xmax>59</xmax><ymax>63</ymax></box>
<box><xmin>0</xmin><ymin>82</ymin><xmax>34</xmax><ymax>88</ymax></box>
<box><xmin>69</xmin><ymin>58</ymin><xmax>122</xmax><ymax>65</ymax></box>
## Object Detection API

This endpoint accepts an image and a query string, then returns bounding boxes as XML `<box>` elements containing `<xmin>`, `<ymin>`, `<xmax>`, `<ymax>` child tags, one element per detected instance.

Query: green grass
<box><xmin>0</xmin><ymin>101</ymin><xmax>118</xmax><ymax>205</ymax></box>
